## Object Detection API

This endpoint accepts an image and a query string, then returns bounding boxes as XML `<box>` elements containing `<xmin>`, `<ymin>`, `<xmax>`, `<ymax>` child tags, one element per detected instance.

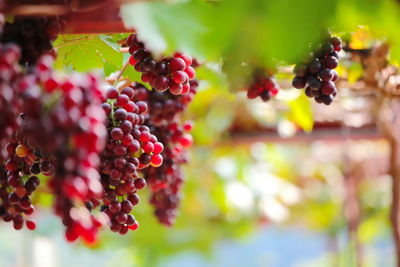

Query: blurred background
<box><xmin>2</xmin><ymin>0</ymin><xmax>400</xmax><ymax>266</ymax></box>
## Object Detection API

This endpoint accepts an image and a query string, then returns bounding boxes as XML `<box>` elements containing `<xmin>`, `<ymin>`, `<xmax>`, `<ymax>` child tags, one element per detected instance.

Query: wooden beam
<box><xmin>1</xmin><ymin>1</ymin><xmax>135</xmax><ymax>34</ymax></box>
<box><xmin>225</xmin><ymin>125</ymin><xmax>383</xmax><ymax>145</ymax></box>
<box><xmin>63</xmin><ymin>20</ymin><xmax>130</xmax><ymax>34</ymax></box>
<box><xmin>3</xmin><ymin>5</ymin><xmax>69</xmax><ymax>16</ymax></box>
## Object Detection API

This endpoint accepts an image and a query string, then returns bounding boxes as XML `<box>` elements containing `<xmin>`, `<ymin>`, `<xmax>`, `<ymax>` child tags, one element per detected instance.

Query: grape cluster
<box><xmin>145</xmin><ymin>122</ymin><xmax>193</xmax><ymax>226</ymax></box>
<box><xmin>13</xmin><ymin>56</ymin><xmax>108</xmax><ymax>243</ymax></box>
<box><xmin>131</xmin><ymin>80</ymin><xmax>197</xmax><ymax>225</ymax></box>
<box><xmin>126</xmin><ymin>34</ymin><xmax>196</xmax><ymax>95</ymax></box>
<box><xmin>292</xmin><ymin>35</ymin><xmax>342</xmax><ymax>105</ymax></box>
<box><xmin>99</xmin><ymin>86</ymin><xmax>164</xmax><ymax>234</ymax></box>
<box><xmin>247</xmin><ymin>72</ymin><xmax>279</xmax><ymax>102</ymax></box>
<box><xmin>0</xmin><ymin>17</ymin><xmax>63</xmax><ymax>65</ymax></box>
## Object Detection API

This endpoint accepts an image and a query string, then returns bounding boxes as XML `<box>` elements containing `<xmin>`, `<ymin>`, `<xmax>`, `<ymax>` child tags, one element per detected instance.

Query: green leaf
<box><xmin>123</xmin><ymin>53</ymin><xmax>142</xmax><ymax>82</ymax></box>
<box><xmin>261</xmin><ymin>0</ymin><xmax>336</xmax><ymax>63</ymax></box>
<box><xmin>54</xmin><ymin>34</ymin><xmax>122</xmax><ymax>72</ymax></box>
<box><xmin>121</xmin><ymin>1</ymin><xmax>214</xmax><ymax>60</ymax></box>
<box><xmin>103</xmin><ymin>61</ymin><xmax>116</xmax><ymax>77</ymax></box>
<box><xmin>285</xmin><ymin>94</ymin><xmax>314</xmax><ymax>132</ymax></box>
<box><xmin>121</xmin><ymin>2</ymin><xmax>167</xmax><ymax>55</ymax></box>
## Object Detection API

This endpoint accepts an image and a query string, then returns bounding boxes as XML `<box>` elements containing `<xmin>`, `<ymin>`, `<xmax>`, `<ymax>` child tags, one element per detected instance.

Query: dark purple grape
<box><xmin>133</xmin><ymin>49</ymin><xmax>149</xmax><ymax>61</ymax></box>
<box><xmin>292</xmin><ymin>76</ymin><xmax>306</xmax><ymax>89</ymax></box>
<box><xmin>308</xmin><ymin>60</ymin><xmax>321</xmax><ymax>74</ymax></box>
<box><xmin>307</xmin><ymin>76</ymin><xmax>322</xmax><ymax>90</ymax></box>
<box><xmin>321</xmin><ymin>42</ymin><xmax>334</xmax><ymax>55</ymax></box>
<box><xmin>318</xmin><ymin>68</ymin><xmax>334</xmax><ymax>82</ymax></box>
<box><xmin>322</xmin><ymin>94</ymin><xmax>334</xmax><ymax>105</ymax></box>
<box><xmin>293</xmin><ymin>65</ymin><xmax>307</xmax><ymax>77</ymax></box>
<box><xmin>324</xmin><ymin>56</ymin><xmax>338</xmax><ymax>69</ymax></box>
<box><xmin>142</xmin><ymin>57</ymin><xmax>156</xmax><ymax>72</ymax></box>
<box><xmin>305</xmin><ymin>86</ymin><xmax>313</xmax><ymax>97</ymax></box>
<box><xmin>321</xmin><ymin>81</ymin><xmax>335</xmax><ymax>95</ymax></box>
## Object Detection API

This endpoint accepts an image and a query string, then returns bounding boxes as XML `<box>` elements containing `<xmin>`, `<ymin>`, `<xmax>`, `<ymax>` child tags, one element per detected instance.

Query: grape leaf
<box><xmin>53</xmin><ymin>34</ymin><xmax>122</xmax><ymax>72</ymax></box>
<box><xmin>103</xmin><ymin>61</ymin><xmax>116</xmax><ymax>77</ymax></box>
<box><xmin>120</xmin><ymin>1</ymin><xmax>213</xmax><ymax>60</ymax></box>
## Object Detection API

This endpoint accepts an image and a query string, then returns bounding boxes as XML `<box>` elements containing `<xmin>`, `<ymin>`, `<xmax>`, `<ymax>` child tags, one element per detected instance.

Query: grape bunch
<box><xmin>292</xmin><ymin>35</ymin><xmax>342</xmax><ymax>105</ymax></box>
<box><xmin>0</xmin><ymin>17</ymin><xmax>63</xmax><ymax>65</ymax></box>
<box><xmin>131</xmin><ymin>80</ymin><xmax>197</xmax><ymax>225</ymax></box>
<box><xmin>145</xmin><ymin>122</ymin><xmax>193</xmax><ymax>226</ymax></box>
<box><xmin>246</xmin><ymin>72</ymin><xmax>279</xmax><ymax>102</ymax></box>
<box><xmin>126</xmin><ymin>34</ymin><xmax>196</xmax><ymax>95</ymax></box>
<box><xmin>14</xmin><ymin>56</ymin><xmax>108</xmax><ymax>243</ymax></box>
<box><xmin>99</xmin><ymin>86</ymin><xmax>164</xmax><ymax>234</ymax></box>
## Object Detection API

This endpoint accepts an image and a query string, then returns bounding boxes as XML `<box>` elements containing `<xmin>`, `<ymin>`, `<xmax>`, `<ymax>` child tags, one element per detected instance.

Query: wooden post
<box><xmin>389</xmin><ymin>136</ymin><xmax>400</xmax><ymax>266</ymax></box>
<box><xmin>378</xmin><ymin>97</ymin><xmax>400</xmax><ymax>267</ymax></box>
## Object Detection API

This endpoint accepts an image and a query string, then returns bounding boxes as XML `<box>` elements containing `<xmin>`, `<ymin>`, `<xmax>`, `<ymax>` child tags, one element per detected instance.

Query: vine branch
<box><xmin>113</xmin><ymin>59</ymin><xmax>131</xmax><ymax>87</ymax></box>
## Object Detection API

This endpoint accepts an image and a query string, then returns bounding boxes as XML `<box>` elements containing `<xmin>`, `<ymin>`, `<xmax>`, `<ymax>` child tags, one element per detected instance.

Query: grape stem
<box><xmin>109</xmin><ymin>101</ymin><xmax>116</xmax><ymax>127</ymax></box>
<box><xmin>113</xmin><ymin>59</ymin><xmax>130</xmax><ymax>87</ymax></box>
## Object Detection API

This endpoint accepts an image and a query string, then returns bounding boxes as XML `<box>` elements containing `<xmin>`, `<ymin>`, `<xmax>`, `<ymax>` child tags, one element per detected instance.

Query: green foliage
<box><xmin>54</xmin><ymin>34</ymin><xmax>122</xmax><ymax>72</ymax></box>
<box><xmin>121</xmin><ymin>0</ymin><xmax>336</xmax><ymax>90</ymax></box>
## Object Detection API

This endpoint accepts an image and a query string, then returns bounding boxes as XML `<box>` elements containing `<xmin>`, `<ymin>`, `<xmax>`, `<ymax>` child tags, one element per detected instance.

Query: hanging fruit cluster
<box><xmin>291</xmin><ymin>33</ymin><xmax>342</xmax><ymax>105</ymax></box>
<box><xmin>0</xmin><ymin>16</ymin><xmax>197</xmax><ymax>244</ymax></box>
<box><xmin>246</xmin><ymin>70</ymin><xmax>280</xmax><ymax>102</ymax></box>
